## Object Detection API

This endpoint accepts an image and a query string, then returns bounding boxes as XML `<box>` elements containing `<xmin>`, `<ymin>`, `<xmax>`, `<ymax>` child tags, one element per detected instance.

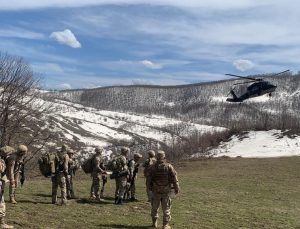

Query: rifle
<box><xmin>19</xmin><ymin>162</ymin><xmax>25</xmax><ymax>187</ymax></box>
<box><xmin>0</xmin><ymin>177</ymin><xmax>5</xmax><ymax>201</ymax></box>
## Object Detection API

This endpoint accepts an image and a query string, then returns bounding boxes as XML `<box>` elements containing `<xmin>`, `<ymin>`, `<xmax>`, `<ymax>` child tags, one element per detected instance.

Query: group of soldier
<box><xmin>0</xmin><ymin>143</ymin><xmax>180</xmax><ymax>229</ymax></box>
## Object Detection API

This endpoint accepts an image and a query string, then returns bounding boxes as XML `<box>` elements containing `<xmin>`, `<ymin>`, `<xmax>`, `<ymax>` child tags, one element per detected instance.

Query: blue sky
<box><xmin>0</xmin><ymin>0</ymin><xmax>299</xmax><ymax>89</ymax></box>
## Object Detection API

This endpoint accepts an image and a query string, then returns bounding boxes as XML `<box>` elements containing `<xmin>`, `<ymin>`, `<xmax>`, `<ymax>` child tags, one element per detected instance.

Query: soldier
<box><xmin>143</xmin><ymin>150</ymin><xmax>156</xmax><ymax>202</ymax></box>
<box><xmin>52</xmin><ymin>144</ymin><xmax>69</xmax><ymax>205</ymax></box>
<box><xmin>66</xmin><ymin>149</ymin><xmax>77</xmax><ymax>199</ymax></box>
<box><xmin>126</xmin><ymin>153</ymin><xmax>142</xmax><ymax>201</ymax></box>
<box><xmin>90</xmin><ymin>147</ymin><xmax>106</xmax><ymax>201</ymax></box>
<box><xmin>147</xmin><ymin>150</ymin><xmax>179</xmax><ymax>229</ymax></box>
<box><xmin>114</xmin><ymin>147</ymin><xmax>129</xmax><ymax>205</ymax></box>
<box><xmin>6</xmin><ymin>145</ymin><xmax>28</xmax><ymax>204</ymax></box>
<box><xmin>0</xmin><ymin>158</ymin><xmax>13</xmax><ymax>228</ymax></box>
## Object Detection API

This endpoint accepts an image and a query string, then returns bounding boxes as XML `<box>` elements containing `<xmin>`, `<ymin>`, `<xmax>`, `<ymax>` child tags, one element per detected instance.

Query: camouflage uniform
<box><xmin>126</xmin><ymin>153</ymin><xmax>142</xmax><ymax>201</ymax></box>
<box><xmin>0</xmin><ymin>159</ymin><xmax>13</xmax><ymax>228</ymax></box>
<box><xmin>6</xmin><ymin>145</ymin><xmax>27</xmax><ymax>204</ymax></box>
<box><xmin>114</xmin><ymin>147</ymin><xmax>129</xmax><ymax>205</ymax></box>
<box><xmin>143</xmin><ymin>150</ymin><xmax>157</xmax><ymax>201</ymax></box>
<box><xmin>147</xmin><ymin>151</ymin><xmax>179</xmax><ymax>229</ymax></box>
<box><xmin>90</xmin><ymin>147</ymin><xmax>105</xmax><ymax>201</ymax></box>
<box><xmin>66</xmin><ymin>149</ymin><xmax>76</xmax><ymax>199</ymax></box>
<box><xmin>52</xmin><ymin>145</ymin><xmax>69</xmax><ymax>205</ymax></box>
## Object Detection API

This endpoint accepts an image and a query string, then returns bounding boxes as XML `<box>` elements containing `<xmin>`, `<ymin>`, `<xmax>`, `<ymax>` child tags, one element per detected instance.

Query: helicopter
<box><xmin>225</xmin><ymin>69</ymin><xmax>290</xmax><ymax>102</ymax></box>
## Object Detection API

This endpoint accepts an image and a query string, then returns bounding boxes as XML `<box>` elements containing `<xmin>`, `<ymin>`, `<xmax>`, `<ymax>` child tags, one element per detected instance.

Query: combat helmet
<box><xmin>133</xmin><ymin>153</ymin><xmax>142</xmax><ymax>160</ymax></box>
<box><xmin>148</xmin><ymin>150</ymin><xmax>155</xmax><ymax>158</ymax></box>
<box><xmin>121</xmin><ymin>147</ymin><xmax>130</xmax><ymax>155</ymax></box>
<box><xmin>61</xmin><ymin>144</ymin><xmax>69</xmax><ymax>152</ymax></box>
<box><xmin>67</xmin><ymin>149</ymin><xmax>74</xmax><ymax>155</ymax></box>
<box><xmin>95</xmin><ymin>146</ymin><xmax>103</xmax><ymax>154</ymax></box>
<box><xmin>156</xmin><ymin>150</ymin><xmax>166</xmax><ymax>160</ymax></box>
<box><xmin>17</xmin><ymin>145</ymin><xmax>28</xmax><ymax>155</ymax></box>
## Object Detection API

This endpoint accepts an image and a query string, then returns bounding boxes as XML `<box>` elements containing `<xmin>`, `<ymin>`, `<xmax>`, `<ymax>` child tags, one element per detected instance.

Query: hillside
<box><xmin>46</xmin><ymin>72</ymin><xmax>300</xmax><ymax>132</ymax></box>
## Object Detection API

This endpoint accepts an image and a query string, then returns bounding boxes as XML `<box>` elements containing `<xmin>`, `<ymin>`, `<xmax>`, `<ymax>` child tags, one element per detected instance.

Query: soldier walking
<box><xmin>142</xmin><ymin>150</ymin><xmax>156</xmax><ymax>202</ymax></box>
<box><xmin>90</xmin><ymin>147</ymin><xmax>106</xmax><ymax>201</ymax></box>
<box><xmin>52</xmin><ymin>144</ymin><xmax>69</xmax><ymax>205</ymax></box>
<box><xmin>6</xmin><ymin>145</ymin><xmax>28</xmax><ymax>204</ymax></box>
<box><xmin>126</xmin><ymin>153</ymin><xmax>142</xmax><ymax>201</ymax></box>
<box><xmin>147</xmin><ymin>151</ymin><xmax>179</xmax><ymax>229</ymax></box>
<box><xmin>0</xmin><ymin>158</ymin><xmax>13</xmax><ymax>228</ymax></box>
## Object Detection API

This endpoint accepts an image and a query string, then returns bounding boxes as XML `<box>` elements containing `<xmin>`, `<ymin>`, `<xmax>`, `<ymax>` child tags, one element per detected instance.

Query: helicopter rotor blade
<box><xmin>225</xmin><ymin>74</ymin><xmax>257</xmax><ymax>81</ymax></box>
<box><xmin>267</xmin><ymin>69</ymin><xmax>290</xmax><ymax>77</ymax></box>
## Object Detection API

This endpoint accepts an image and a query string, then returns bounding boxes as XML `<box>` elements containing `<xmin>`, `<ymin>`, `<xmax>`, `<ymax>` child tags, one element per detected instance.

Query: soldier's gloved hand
<box><xmin>174</xmin><ymin>188</ymin><xmax>180</xmax><ymax>195</ymax></box>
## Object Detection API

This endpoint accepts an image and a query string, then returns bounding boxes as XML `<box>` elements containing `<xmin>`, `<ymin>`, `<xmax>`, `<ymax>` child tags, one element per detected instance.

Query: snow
<box><xmin>40</xmin><ymin>97</ymin><xmax>227</xmax><ymax>147</ymax></box>
<box><xmin>210</xmin><ymin>130</ymin><xmax>300</xmax><ymax>158</ymax></box>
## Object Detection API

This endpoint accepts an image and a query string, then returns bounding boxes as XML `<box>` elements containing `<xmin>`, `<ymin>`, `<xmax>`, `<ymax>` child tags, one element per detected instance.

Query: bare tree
<box><xmin>0</xmin><ymin>52</ymin><xmax>52</xmax><ymax>153</ymax></box>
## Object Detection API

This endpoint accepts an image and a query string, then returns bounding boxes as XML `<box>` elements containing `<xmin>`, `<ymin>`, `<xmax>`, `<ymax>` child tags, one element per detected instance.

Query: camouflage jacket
<box><xmin>6</xmin><ymin>153</ymin><xmax>24</xmax><ymax>180</ymax></box>
<box><xmin>56</xmin><ymin>152</ymin><xmax>69</xmax><ymax>175</ymax></box>
<box><xmin>147</xmin><ymin>160</ymin><xmax>179</xmax><ymax>194</ymax></box>
<box><xmin>92</xmin><ymin>155</ymin><xmax>104</xmax><ymax>174</ymax></box>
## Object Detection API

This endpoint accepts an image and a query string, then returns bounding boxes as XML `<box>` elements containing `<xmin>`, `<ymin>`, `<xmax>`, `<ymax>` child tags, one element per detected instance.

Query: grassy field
<box><xmin>4</xmin><ymin>157</ymin><xmax>300</xmax><ymax>229</ymax></box>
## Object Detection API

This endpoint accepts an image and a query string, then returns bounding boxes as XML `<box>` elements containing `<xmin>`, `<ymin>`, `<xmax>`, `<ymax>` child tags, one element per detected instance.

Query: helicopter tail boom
<box><xmin>226</xmin><ymin>90</ymin><xmax>243</xmax><ymax>102</ymax></box>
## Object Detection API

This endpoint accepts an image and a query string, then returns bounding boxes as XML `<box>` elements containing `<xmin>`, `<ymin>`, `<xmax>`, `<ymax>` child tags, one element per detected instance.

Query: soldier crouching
<box><xmin>147</xmin><ymin>150</ymin><xmax>179</xmax><ymax>229</ymax></box>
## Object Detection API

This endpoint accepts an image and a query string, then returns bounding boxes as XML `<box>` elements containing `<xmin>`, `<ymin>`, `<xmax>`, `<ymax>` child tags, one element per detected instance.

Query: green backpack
<box><xmin>38</xmin><ymin>152</ymin><xmax>58</xmax><ymax>177</ymax></box>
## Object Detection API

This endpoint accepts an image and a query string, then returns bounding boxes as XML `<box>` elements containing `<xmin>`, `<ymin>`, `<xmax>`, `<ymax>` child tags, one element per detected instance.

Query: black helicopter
<box><xmin>225</xmin><ymin>70</ymin><xmax>290</xmax><ymax>102</ymax></box>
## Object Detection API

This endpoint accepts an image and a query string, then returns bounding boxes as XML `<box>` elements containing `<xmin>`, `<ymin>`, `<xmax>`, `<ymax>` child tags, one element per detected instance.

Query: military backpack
<box><xmin>38</xmin><ymin>152</ymin><xmax>58</xmax><ymax>177</ymax></box>
<box><xmin>81</xmin><ymin>155</ymin><xmax>95</xmax><ymax>174</ymax></box>
<box><xmin>0</xmin><ymin>146</ymin><xmax>15</xmax><ymax>159</ymax></box>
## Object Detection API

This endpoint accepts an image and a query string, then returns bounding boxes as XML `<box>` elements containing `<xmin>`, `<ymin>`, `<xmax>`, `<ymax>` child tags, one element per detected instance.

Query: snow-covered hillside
<box><xmin>41</xmin><ymin>98</ymin><xmax>227</xmax><ymax>152</ymax></box>
<box><xmin>209</xmin><ymin>130</ymin><xmax>300</xmax><ymax>158</ymax></box>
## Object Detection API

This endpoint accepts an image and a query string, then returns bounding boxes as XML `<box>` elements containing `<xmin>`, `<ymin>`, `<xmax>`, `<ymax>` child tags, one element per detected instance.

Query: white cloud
<box><xmin>140</xmin><ymin>60</ymin><xmax>162</xmax><ymax>69</ymax></box>
<box><xmin>58</xmin><ymin>83</ymin><xmax>72</xmax><ymax>89</ymax></box>
<box><xmin>233</xmin><ymin>59</ymin><xmax>255</xmax><ymax>72</ymax></box>
<box><xmin>50</xmin><ymin>29</ymin><xmax>81</xmax><ymax>48</ymax></box>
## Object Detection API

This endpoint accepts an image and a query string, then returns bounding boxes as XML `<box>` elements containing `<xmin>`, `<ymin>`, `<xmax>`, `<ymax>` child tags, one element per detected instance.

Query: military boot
<box><xmin>0</xmin><ymin>218</ymin><xmax>14</xmax><ymax>229</ymax></box>
<box><xmin>162</xmin><ymin>223</ymin><xmax>171</xmax><ymax>229</ymax></box>
<box><xmin>116</xmin><ymin>198</ymin><xmax>123</xmax><ymax>205</ymax></box>
<box><xmin>100</xmin><ymin>190</ymin><xmax>104</xmax><ymax>199</ymax></box>
<box><xmin>9</xmin><ymin>196</ymin><xmax>17</xmax><ymax>204</ymax></box>
<box><xmin>148</xmin><ymin>218</ymin><xmax>158</xmax><ymax>229</ymax></box>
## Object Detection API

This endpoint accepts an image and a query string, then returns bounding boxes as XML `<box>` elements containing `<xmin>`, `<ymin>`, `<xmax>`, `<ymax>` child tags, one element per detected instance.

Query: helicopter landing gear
<box><xmin>269</xmin><ymin>93</ymin><xmax>272</xmax><ymax>97</ymax></box>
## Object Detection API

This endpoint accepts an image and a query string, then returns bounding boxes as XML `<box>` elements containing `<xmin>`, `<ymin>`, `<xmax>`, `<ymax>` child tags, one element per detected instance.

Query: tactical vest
<box><xmin>152</xmin><ymin>162</ymin><xmax>171</xmax><ymax>193</ymax></box>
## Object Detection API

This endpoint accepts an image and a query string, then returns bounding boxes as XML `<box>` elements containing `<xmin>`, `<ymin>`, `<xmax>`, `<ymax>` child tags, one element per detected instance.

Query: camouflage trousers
<box><xmin>151</xmin><ymin>192</ymin><xmax>172</xmax><ymax>225</ymax></box>
<box><xmin>115</xmin><ymin>176</ymin><xmax>127</xmax><ymax>199</ymax></box>
<box><xmin>145</xmin><ymin>177</ymin><xmax>152</xmax><ymax>201</ymax></box>
<box><xmin>51</xmin><ymin>173</ymin><xmax>67</xmax><ymax>204</ymax></box>
<box><xmin>125</xmin><ymin>178</ymin><xmax>136</xmax><ymax>199</ymax></box>
<box><xmin>0</xmin><ymin>191</ymin><xmax>6</xmax><ymax>218</ymax></box>
<box><xmin>66</xmin><ymin>175</ymin><xmax>74</xmax><ymax>199</ymax></box>
<box><xmin>8</xmin><ymin>172</ymin><xmax>19</xmax><ymax>200</ymax></box>
<box><xmin>90</xmin><ymin>173</ymin><xmax>101</xmax><ymax>198</ymax></box>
